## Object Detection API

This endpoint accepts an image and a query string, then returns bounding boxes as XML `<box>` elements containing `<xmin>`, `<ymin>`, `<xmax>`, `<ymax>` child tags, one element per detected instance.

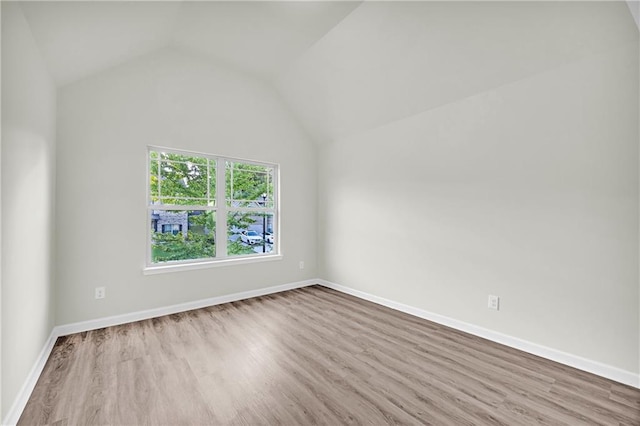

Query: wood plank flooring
<box><xmin>19</xmin><ymin>285</ymin><xmax>640</xmax><ymax>425</ymax></box>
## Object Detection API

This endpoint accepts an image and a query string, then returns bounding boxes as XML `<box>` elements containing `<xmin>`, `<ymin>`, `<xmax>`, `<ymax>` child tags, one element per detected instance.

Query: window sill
<box><xmin>143</xmin><ymin>254</ymin><xmax>283</xmax><ymax>275</ymax></box>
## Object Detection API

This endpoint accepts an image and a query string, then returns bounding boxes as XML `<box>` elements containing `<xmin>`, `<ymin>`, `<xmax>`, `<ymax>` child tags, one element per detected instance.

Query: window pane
<box><xmin>227</xmin><ymin>212</ymin><xmax>274</xmax><ymax>257</ymax></box>
<box><xmin>150</xmin><ymin>151</ymin><xmax>215</xmax><ymax>206</ymax></box>
<box><xmin>226</xmin><ymin>161</ymin><xmax>274</xmax><ymax>208</ymax></box>
<box><xmin>150</xmin><ymin>210</ymin><xmax>215</xmax><ymax>263</ymax></box>
<box><xmin>149</xmin><ymin>152</ymin><xmax>160</xmax><ymax>199</ymax></box>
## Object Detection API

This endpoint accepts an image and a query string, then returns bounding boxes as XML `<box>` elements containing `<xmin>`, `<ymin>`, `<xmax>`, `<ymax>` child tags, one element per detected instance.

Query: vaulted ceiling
<box><xmin>277</xmin><ymin>1</ymin><xmax>639</xmax><ymax>142</ymax></box>
<box><xmin>14</xmin><ymin>1</ymin><xmax>640</xmax><ymax>144</ymax></box>
<box><xmin>19</xmin><ymin>1</ymin><xmax>361</xmax><ymax>87</ymax></box>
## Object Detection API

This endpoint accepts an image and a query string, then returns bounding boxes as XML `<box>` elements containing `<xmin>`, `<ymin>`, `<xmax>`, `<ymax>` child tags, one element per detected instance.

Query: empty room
<box><xmin>2</xmin><ymin>0</ymin><xmax>640</xmax><ymax>424</ymax></box>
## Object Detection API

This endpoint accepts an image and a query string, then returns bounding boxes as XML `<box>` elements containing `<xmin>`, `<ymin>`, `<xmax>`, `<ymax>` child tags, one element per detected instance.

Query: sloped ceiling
<box><xmin>277</xmin><ymin>1</ymin><xmax>639</xmax><ymax>142</ymax></box>
<box><xmin>20</xmin><ymin>1</ymin><xmax>182</xmax><ymax>87</ymax></box>
<box><xmin>19</xmin><ymin>1</ymin><xmax>361</xmax><ymax>86</ymax></box>
<box><xmin>14</xmin><ymin>1</ymin><xmax>639</xmax><ymax>144</ymax></box>
<box><xmin>170</xmin><ymin>1</ymin><xmax>361</xmax><ymax>79</ymax></box>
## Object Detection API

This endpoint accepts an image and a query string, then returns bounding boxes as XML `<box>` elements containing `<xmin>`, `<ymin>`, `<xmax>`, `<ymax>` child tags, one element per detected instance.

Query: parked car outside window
<box><xmin>240</xmin><ymin>230</ymin><xmax>263</xmax><ymax>245</ymax></box>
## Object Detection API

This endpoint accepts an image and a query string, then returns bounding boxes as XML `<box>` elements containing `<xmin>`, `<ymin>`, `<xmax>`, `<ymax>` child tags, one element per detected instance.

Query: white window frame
<box><xmin>144</xmin><ymin>146</ymin><xmax>281</xmax><ymax>274</ymax></box>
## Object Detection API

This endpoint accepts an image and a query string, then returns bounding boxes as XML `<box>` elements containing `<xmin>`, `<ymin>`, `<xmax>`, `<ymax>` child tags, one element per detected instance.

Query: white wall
<box><xmin>1</xmin><ymin>2</ymin><xmax>57</xmax><ymax>420</ymax></box>
<box><xmin>56</xmin><ymin>48</ymin><xmax>317</xmax><ymax>325</ymax></box>
<box><xmin>312</xmin><ymin>4</ymin><xmax>640</xmax><ymax>374</ymax></box>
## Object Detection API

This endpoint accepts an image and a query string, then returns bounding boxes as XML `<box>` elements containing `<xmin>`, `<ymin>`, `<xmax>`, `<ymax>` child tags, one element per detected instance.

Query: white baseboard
<box><xmin>317</xmin><ymin>279</ymin><xmax>640</xmax><ymax>389</ymax></box>
<box><xmin>2</xmin><ymin>331</ymin><xmax>58</xmax><ymax>426</ymax></box>
<box><xmin>1</xmin><ymin>279</ymin><xmax>316</xmax><ymax>426</ymax></box>
<box><xmin>55</xmin><ymin>279</ymin><xmax>316</xmax><ymax>336</ymax></box>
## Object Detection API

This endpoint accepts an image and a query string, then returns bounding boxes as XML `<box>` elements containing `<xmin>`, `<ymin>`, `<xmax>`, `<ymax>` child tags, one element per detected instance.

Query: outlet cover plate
<box><xmin>488</xmin><ymin>295</ymin><xmax>499</xmax><ymax>310</ymax></box>
<box><xmin>95</xmin><ymin>287</ymin><xmax>106</xmax><ymax>299</ymax></box>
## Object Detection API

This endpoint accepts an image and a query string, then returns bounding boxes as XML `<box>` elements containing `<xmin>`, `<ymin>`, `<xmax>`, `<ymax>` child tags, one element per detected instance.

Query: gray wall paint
<box><xmin>318</xmin><ymin>38</ymin><xmax>640</xmax><ymax>373</ymax></box>
<box><xmin>1</xmin><ymin>3</ymin><xmax>57</xmax><ymax>419</ymax></box>
<box><xmin>55</xmin><ymin>48</ymin><xmax>317</xmax><ymax>325</ymax></box>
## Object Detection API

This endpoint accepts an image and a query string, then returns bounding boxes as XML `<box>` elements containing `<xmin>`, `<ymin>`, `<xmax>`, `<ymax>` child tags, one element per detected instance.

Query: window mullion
<box><xmin>207</xmin><ymin>158</ymin><xmax>211</xmax><ymax>203</ymax></box>
<box><xmin>216</xmin><ymin>157</ymin><xmax>227</xmax><ymax>258</ymax></box>
<box><xmin>157</xmin><ymin>156</ymin><xmax>161</xmax><ymax>200</ymax></box>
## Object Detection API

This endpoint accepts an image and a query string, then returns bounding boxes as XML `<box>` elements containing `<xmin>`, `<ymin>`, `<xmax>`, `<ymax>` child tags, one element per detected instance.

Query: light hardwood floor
<box><xmin>19</xmin><ymin>285</ymin><xmax>640</xmax><ymax>425</ymax></box>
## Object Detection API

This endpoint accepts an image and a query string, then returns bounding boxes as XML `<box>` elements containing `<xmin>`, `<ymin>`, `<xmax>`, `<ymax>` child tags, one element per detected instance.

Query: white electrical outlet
<box><xmin>488</xmin><ymin>295</ymin><xmax>499</xmax><ymax>310</ymax></box>
<box><xmin>95</xmin><ymin>287</ymin><xmax>106</xmax><ymax>299</ymax></box>
<box><xmin>299</xmin><ymin>261</ymin><xmax>305</xmax><ymax>270</ymax></box>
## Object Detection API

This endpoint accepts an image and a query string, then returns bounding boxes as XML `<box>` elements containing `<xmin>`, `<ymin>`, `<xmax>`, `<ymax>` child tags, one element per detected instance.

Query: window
<box><xmin>161</xmin><ymin>224</ymin><xmax>182</xmax><ymax>235</ymax></box>
<box><xmin>147</xmin><ymin>147</ymin><xmax>278</xmax><ymax>270</ymax></box>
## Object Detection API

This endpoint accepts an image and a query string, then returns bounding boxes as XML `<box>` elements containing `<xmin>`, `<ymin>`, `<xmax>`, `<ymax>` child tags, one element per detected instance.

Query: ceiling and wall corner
<box><xmin>19</xmin><ymin>1</ymin><xmax>182</xmax><ymax>87</ymax></box>
<box><xmin>627</xmin><ymin>0</ymin><xmax>640</xmax><ymax>30</ymax></box>
<box><xmin>277</xmin><ymin>1</ymin><xmax>639</xmax><ymax>143</ymax></box>
<box><xmin>19</xmin><ymin>0</ymin><xmax>362</xmax><ymax>88</ymax></box>
<box><xmin>11</xmin><ymin>1</ymin><xmax>640</xmax><ymax>140</ymax></box>
<box><xmin>168</xmin><ymin>1</ymin><xmax>361</xmax><ymax>82</ymax></box>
